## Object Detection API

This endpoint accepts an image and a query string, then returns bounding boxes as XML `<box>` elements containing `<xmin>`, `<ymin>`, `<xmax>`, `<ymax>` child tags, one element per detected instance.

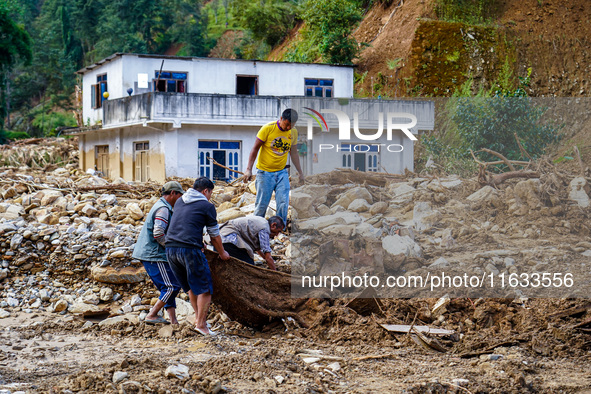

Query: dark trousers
<box><xmin>223</xmin><ymin>243</ymin><xmax>254</xmax><ymax>264</ymax></box>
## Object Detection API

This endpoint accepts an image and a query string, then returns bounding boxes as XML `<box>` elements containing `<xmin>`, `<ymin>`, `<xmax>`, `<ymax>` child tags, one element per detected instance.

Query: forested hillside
<box><xmin>1</xmin><ymin>0</ymin><xmax>589</xmax><ymax>142</ymax></box>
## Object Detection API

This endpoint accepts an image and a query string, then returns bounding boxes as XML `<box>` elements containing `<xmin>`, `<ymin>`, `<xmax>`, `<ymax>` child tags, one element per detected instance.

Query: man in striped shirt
<box><xmin>132</xmin><ymin>181</ymin><xmax>184</xmax><ymax>324</ymax></box>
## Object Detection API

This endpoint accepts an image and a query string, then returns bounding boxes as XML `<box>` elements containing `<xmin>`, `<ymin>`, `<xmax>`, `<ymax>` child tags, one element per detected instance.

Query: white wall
<box><xmin>81</xmin><ymin>54</ymin><xmax>354</xmax><ymax>126</ymax></box>
<box><xmin>81</xmin><ymin>57</ymin><xmax>124</xmax><ymax>126</ymax></box>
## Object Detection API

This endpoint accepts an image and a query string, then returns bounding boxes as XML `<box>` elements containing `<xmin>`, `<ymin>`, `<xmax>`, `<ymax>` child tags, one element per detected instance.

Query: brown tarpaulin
<box><xmin>204</xmin><ymin>249</ymin><xmax>312</xmax><ymax>328</ymax></box>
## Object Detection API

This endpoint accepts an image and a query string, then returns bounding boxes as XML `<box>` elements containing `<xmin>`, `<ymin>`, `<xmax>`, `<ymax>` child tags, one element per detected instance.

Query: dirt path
<box><xmin>1</xmin><ymin>310</ymin><xmax>590</xmax><ymax>393</ymax></box>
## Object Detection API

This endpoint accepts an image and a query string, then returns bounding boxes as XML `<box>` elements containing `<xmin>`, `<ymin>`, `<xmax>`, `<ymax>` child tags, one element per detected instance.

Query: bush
<box><xmin>285</xmin><ymin>0</ymin><xmax>362</xmax><ymax>64</ymax></box>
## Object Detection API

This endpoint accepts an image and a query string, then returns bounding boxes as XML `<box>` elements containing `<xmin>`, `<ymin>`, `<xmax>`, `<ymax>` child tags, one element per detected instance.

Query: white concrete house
<box><xmin>73</xmin><ymin>53</ymin><xmax>434</xmax><ymax>183</ymax></box>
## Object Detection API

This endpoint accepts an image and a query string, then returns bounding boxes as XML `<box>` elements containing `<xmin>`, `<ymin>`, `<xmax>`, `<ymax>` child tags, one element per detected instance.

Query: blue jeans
<box><xmin>254</xmin><ymin>168</ymin><xmax>290</xmax><ymax>223</ymax></box>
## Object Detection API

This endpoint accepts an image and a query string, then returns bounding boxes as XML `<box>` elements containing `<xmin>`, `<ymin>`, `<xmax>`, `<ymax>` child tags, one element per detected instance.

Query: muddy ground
<box><xmin>1</xmin><ymin>297</ymin><xmax>591</xmax><ymax>393</ymax></box>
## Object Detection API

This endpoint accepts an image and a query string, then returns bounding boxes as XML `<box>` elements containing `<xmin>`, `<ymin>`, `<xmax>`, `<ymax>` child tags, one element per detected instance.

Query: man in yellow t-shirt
<box><xmin>244</xmin><ymin>109</ymin><xmax>304</xmax><ymax>223</ymax></box>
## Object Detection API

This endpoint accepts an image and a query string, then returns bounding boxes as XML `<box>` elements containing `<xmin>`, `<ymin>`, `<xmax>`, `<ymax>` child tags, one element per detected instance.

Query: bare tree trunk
<box><xmin>5</xmin><ymin>73</ymin><xmax>10</xmax><ymax>130</ymax></box>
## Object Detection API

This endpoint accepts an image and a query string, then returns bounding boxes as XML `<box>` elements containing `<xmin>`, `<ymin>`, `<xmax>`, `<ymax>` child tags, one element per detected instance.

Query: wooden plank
<box><xmin>380</xmin><ymin>324</ymin><xmax>455</xmax><ymax>336</ymax></box>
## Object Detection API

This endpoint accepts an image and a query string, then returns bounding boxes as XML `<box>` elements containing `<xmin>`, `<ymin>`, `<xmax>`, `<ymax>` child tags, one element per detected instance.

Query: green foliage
<box><xmin>285</xmin><ymin>0</ymin><xmax>362</xmax><ymax>64</ymax></box>
<box><xmin>422</xmin><ymin>65</ymin><xmax>562</xmax><ymax>175</ymax></box>
<box><xmin>434</xmin><ymin>0</ymin><xmax>497</xmax><ymax>25</ymax></box>
<box><xmin>236</xmin><ymin>0</ymin><xmax>295</xmax><ymax>47</ymax></box>
<box><xmin>31</xmin><ymin>110</ymin><xmax>77</xmax><ymax>136</ymax></box>
<box><xmin>387</xmin><ymin>58</ymin><xmax>402</xmax><ymax>70</ymax></box>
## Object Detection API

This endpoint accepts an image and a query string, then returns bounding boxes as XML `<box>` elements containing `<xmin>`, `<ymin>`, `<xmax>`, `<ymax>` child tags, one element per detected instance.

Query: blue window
<box><xmin>305</xmin><ymin>78</ymin><xmax>334</xmax><ymax>97</ymax></box>
<box><xmin>220</xmin><ymin>141</ymin><xmax>240</xmax><ymax>149</ymax></box>
<box><xmin>198</xmin><ymin>141</ymin><xmax>218</xmax><ymax>149</ymax></box>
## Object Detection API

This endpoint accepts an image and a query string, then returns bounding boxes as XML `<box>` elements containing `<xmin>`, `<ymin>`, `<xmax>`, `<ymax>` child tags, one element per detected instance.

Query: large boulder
<box><xmin>388</xmin><ymin>183</ymin><xmax>416</xmax><ymax>204</ymax></box>
<box><xmin>126</xmin><ymin>203</ymin><xmax>144</xmax><ymax>220</ymax></box>
<box><xmin>382</xmin><ymin>235</ymin><xmax>423</xmax><ymax>259</ymax></box>
<box><xmin>569</xmin><ymin>177</ymin><xmax>590</xmax><ymax>208</ymax></box>
<box><xmin>331</xmin><ymin>187</ymin><xmax>373</xmax><ymax>210</ymax></box>
<box><xmin>298</xmin><ymin>212</ymin><xmax>363</xmax><ymax>231</ymax></box>
<box><xmin>217</xmin><ymin>208</ymin><xmax>246</xmax><ymax>223</ymax></box>
<box><xmin>91</xmin><ymin>266</ymin><xmax>148</xmax><ymax>284</ymax></box>
<box><xmin>290</xmin><ymin>192</ymin><xmax>317</xmax><ymax>219</ymax></box>
<box><xmin>39</xmin><ymin>190</ymin><xmax>64</xmax><ymax>206</ymax></box>
<box><xmin>413</xmin><ymin>202</ymin><xmax>441</xmax><ymax>232</ymax></box>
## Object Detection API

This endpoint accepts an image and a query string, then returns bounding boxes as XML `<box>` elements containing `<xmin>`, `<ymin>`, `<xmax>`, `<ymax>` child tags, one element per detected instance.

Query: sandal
<box><xmin>145</xmin><ymin>316</ymin><xmax>170</xmax><ymax>325</ymax></box>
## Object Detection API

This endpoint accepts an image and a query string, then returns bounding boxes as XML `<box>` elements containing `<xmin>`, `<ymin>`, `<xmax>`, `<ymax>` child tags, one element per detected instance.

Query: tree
<box><xmin>0</xmin><ymin>2</ymin><xmax>32</xmax><ymax>134</ymax></box>
<box><xmin>301</xmin><ymin>0</ymin><xmax>362</xmax><ymax>64</ymax></box>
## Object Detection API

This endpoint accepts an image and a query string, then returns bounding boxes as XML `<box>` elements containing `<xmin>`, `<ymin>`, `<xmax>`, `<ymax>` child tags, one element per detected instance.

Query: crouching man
<box><xmin>220</xmin><ymin>215</ymin><xmax>284</xmax><ymax>271</ymax></box>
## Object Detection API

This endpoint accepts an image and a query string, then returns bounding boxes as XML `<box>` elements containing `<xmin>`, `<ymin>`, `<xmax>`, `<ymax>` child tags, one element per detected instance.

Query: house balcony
<box><xmin>101</xmin><ymin>92</ymin><xmax>434</xmax><ymax>132</ymax></box>
<box><xmin>102</xmin><ymin>92</ymin><xmax>285</xmax><ymax>129</ymax></box>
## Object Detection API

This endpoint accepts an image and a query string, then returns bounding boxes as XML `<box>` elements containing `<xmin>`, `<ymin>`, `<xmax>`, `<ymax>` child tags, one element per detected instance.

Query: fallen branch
<box><xmin>478</xmin><ymin>148</ymin><xmax>516</xmax><ymax>171</ymax></box>
<box><xmin>486</xmin><ymin>170</ymin><xmax>540</xmax><ymax>186</ymax></box>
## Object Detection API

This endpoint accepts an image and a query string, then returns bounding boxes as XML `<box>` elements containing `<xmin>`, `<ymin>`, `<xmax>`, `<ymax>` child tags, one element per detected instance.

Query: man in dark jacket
<box><xmin>166</xmin><ymin>177</ymin><xmax>230</xmax><ymax>335</ymax></box>
<box><xmin>132</xmin><ymin>181</ymin><xmax>184</xmax><ymax>324</ymax></box>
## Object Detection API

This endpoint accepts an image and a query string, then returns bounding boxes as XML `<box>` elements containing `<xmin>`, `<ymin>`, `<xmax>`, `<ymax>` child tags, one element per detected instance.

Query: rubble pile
<box><xmin>0</xmin><ymin>138</ymin><xmax>78</xmax><ymax>168</ymax></box>
<box><xmin>1</xmin><ymin>140</ymin><xmax>591</xmax><ymax>392</ymax></box>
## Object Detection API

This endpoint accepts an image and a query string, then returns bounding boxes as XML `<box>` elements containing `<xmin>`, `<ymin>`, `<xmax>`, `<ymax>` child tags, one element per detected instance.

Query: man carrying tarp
<box><xmin>165</xmin><ymin>177</ymin><xmax>230</xmax><ymax>336</ymax></box>
<box><xmin>220</xmin><ymin>215</ymin><xmax>285</xmax><ymax>271</ymax></box>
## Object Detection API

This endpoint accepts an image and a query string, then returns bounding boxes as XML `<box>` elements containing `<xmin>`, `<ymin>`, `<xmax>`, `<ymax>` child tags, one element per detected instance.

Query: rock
<box><xmin>99</xmin><ymin>287</ymin><xmax>113</xmax><ymax>302</ymax></box>
<box><xmin>369</xmin><ymin>201</ymin><xmax>388</xmax><ymax>215</ymax></box>
<box><xmin>290</xmin><ymin>192</ymin><xmax>316</xmax><ymax>219</ymax></box>
<box><xmin>69</xmin><ymin>301</ymin><xmax>106</xmax><ymax>315</ymax></box>
<box><xmin>0</xmin><ymin>268</ymin><xmax>8</xmax><ymax>280</ymax></box>
<box><xmin>382</xmin><ymin>235</ymin><xmax>422</xmax><ymax>258</ymax></box>
<box><xmin>81</xmin><ymin>203</ymin><xmax>98</xmax><ymax>217</ymax></box>
<box><xmin>440</xmin><ymin>177</ymin><xmax>463</xmax><ymax>189</ymax></box>
<box><xmin>126</xmin><ymin>203</ymin><xmax>144</xmax><ymax>220</ymax></box>
<box><xmin>113</xmin><ymin>371</ymin><xmax>128</xmax><ymax>384</ymax></box>
<box><xmin>348</xmin><ymin>199</ymin><xmax>371</xmax><ymax>212</ymax></box>
<box><xmin>429</xmin><ymin>257</ymin><xmax>450</xmax><ymax>268</ymax></box>
<box><xmin>1</xmin><ymin>187</ymin><xmax>17</xmax><ymax>199</ymax></box>
<box><xmin>129</xmin><ymin>294</ymin><xmax>142</xmax><ymax>307</ymax></box>
<box><xmin>39</xmin><ymin>213</ymin><xmax>60</xmax><ymax>225</ymax></box>
<box><xmin>91</xmin><ymin>266</ymin><xmax>148</xmax><ymax>284</ymax></box>
<box><xmin>513</xmin><ymin>179</ymin><xmax>541</xmax><ymax>206</ymax></box>
<box><xmin>0</xmin><ymin>308</ymin><xmax>10</xmax><ymax>318</ymax></box>
<box><xmin>322</xmin><ymin>224</ymin><xmax>356</xmax><ymax>237</ymax></box>
<box><xmin>174</xmin><ymin>298</ymin><xmax>194</xmax><ymax>318</ymax></box>
<box><xmin>217</xmin><ymin>208</ymin><xmax>245</xmax><ymax>223</ymax></box>
<box><xmin>165</xmin><ymin>364</ymin><xmax>190</xmax><ymax>380</ymax></box>
<box><xmin>467</xmin><ymin>186</ymin><xmax>498</xmax><ymax>203</ymax></box>
<box><xmin>39</xmin><ymin>190</ymin><xmax>64</xmax><ymax>206</ymax></box>
<box><xmin>388</xmin><ymin>183</ymin><xmax>416</xmax><ymax>204</ymax></box>
<box><xmin>39</xmin><ymin>289</ymin><xmax>51</xmax><ymax>301</ymax></box>
<box><xmin>97</xmin><ymin>194</ymin><xmax>117</xmax><ymax>206</ymax></box>
<box><xmin>99</xmin><ymin>315</ymin><xmax>138</xmax><ymax>327</ymax></box>
<box><xmin>332</xmin><ymin>187</ymin><xmax>373</xmax><ymax>209</ymax></box>
<box><xmin>53</xmin><ymin>299</ymin><xmax>68</xmax><ymax>312</ymax></box>
<box><xmin>274</xmin><ymin>375</ymin><xmax>285</xmax><ymax>385</ymax></box>
<box><xmin>354</xmin><ymin>222</ymin><xmax>382</xmax><ymax>239</ymax></box>
<box><xmin>326</xmin><ymin>362</ymin><xmax>341</xmax><ymax>372</ymax></box>
<box><xmin>569</xmin><ymin>177</ymin><xmax>590</xmax><ymax>208</ymax></box>
<box><xmin>413</xmin><ymin>202</ymin><xmax>441</xmax><ymax>232</ymax></box>
<box><xmin>10</xmin><ymin>233</ymin><xmax>24</xmax><ymax>249</ymax></box>
<box><xmin>298</xmin><ymin>212</ymin><xmax>363</xmax><ymax>231</ymax></box>
<box><xmin>485</xmin><ymin>263</ymin><xmax>500</xmax><ymax>276</ymax></box>
<box><xmin>109</xmin><ymin>249</ymin><xmax>127</xmax><ymax>259</ymax></box>
<box><xmin>159</xmin><ymin>325</ymin><xmax>174</xmax><ymax>338</ymax></box>
<box><xmin>216</xmin><ymin>201</ymin><xmax>234</xmax><ymax>213</ymax></box>
<box><xmin>0</xmin><ymin>204</ymin><xmax>26</xmax><ymax>220</ymax></box>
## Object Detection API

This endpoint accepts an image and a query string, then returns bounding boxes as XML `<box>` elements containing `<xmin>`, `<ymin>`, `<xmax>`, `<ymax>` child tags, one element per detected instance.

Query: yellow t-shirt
<box><xmin>256</xmin><ymin>121</ymin><xmax>298</xmax><ymax>172</ymax></box>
